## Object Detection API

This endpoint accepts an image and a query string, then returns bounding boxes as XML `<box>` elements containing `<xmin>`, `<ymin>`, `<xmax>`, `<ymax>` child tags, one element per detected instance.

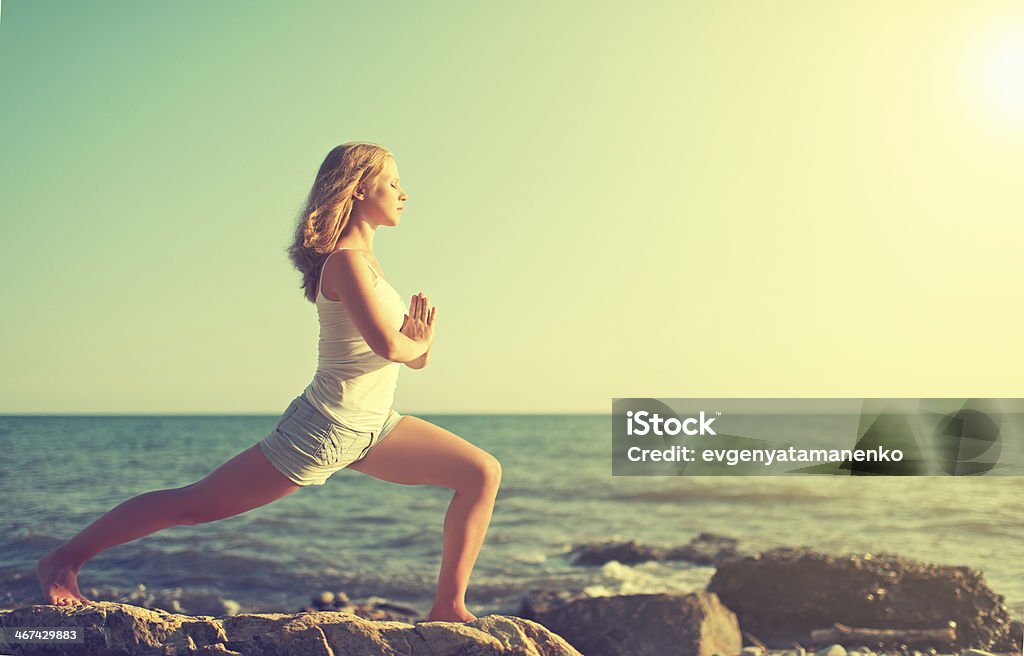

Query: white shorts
<box><xmin>259</xmin><ymin>394</ymin><xmax>403</xmax><ymax>486</ymax></box>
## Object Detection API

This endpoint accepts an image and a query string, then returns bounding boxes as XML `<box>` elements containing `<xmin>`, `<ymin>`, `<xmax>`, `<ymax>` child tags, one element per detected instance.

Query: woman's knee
<box><xmin>461</xmin><ymin>452</ymin><xmax>501</xmax><ymax>493</ymax></box>
<box><xmin>485</xmin><ymin>454</ymin><xmax>502</xmax><ymax>485</ymax></box>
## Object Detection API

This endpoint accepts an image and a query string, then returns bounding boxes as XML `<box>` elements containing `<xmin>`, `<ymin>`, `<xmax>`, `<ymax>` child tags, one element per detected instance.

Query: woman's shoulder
<box><xmin>327</xmin><ymin>248</ymin><xmax>380</xmax><ymax>273</ymax></box>
<box><xmin>322</xmin><ymin>249</ymin><xmax>381</xmax><ymax>297</ymax></box>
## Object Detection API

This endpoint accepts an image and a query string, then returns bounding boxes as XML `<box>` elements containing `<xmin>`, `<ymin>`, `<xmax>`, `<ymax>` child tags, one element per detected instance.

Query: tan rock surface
<box><xmin>0</xmin><ymin>601</ymin><xmax>582</xmax><ymax>656</ymax></box>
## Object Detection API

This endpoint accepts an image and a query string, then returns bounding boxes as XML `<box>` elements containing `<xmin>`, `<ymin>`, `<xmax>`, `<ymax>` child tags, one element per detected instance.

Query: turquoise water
<box><xmin>1</xmin><ymin>414</ymin><xmax>1021</xmax><ymax>620</ymax></box>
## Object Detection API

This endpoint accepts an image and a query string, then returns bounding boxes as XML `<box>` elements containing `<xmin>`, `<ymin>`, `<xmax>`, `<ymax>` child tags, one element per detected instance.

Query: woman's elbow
<box><xmin>379</xmin><ymin>338</ymin><xmax>414</xmax><ymax>363</ymax></box>
<box><xmin>369</xmin><ymin>336</ymin><xmax>399</xmax><ymax>362</ymax></box>
<box><xmin>405</xmin><ymin>357</ymin><xmax>428</xmax><ymax>370</ymax></box>
<box><xmin>381</xmin><ymin>348</ymin><xmax>405</xmax><ymax>363</ymax></box>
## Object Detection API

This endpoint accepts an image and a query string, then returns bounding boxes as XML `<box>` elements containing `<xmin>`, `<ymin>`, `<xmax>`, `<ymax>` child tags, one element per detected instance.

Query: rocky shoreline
<box><xmin>3</xmin><ymin>539</ymin><xmax>1021</xmax><ymax>655</ymax></box>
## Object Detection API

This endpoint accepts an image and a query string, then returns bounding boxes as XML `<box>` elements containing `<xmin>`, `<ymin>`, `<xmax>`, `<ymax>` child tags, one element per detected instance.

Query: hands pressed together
<box><xmin>400</xmin><ymin>292</ymin><xmax>436</xmax><ymax>349</ymax></box>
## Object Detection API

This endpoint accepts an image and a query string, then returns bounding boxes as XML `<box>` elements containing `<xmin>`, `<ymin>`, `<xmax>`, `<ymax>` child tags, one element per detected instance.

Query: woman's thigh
<box><xmin>347</xmin><ymin>416</ymin><xmax>501</xmax><ymax>489</ymax></box>
<box><xmin>178</xmin><ymin>443</ymin><xmax>302</xmax><ymax>524</ymax></box>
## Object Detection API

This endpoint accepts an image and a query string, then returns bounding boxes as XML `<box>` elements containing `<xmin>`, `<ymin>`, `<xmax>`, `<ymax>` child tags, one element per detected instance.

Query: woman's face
<box><xmin>358</xmin><ymin>157</ymin><xmax>407</xmax><ymax>227</ymax></box>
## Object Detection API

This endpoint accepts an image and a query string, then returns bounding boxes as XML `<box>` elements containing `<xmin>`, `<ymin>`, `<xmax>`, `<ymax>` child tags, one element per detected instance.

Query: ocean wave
<box><xmin>917</xmin><ymin>518</ymin><xmax>1024</xmax><ymax>537</ymax></box>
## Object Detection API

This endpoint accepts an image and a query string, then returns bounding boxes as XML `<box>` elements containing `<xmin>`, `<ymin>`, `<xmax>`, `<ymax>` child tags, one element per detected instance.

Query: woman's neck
<box><xmin>335</xmin><ymin>220</ymin><xmax>376</xmax><ymax>253</ymax></box>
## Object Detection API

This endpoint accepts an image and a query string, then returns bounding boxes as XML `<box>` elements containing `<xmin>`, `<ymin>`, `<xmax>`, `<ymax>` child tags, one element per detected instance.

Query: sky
<box><xmin>1</xmin><ymin>1</ymin><xmax>1022</xmax><ymax>414</ymax></box>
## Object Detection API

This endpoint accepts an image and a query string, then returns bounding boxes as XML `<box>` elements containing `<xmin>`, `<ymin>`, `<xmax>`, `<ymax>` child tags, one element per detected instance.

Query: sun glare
<box><xmin>971</xmin><ymin>25</ymin><xmax>1024</xmax><ymax>124</ymax></box>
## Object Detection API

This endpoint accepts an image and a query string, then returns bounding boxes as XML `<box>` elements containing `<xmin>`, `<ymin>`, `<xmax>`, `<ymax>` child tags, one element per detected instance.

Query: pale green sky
<box><xmin>1</xmin><ymin>1</ymin><xmax>1022</xmax><ymax>414</ymax></box>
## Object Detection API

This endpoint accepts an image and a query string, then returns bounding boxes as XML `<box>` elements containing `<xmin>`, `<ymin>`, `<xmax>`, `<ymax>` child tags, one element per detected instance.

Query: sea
<box><xmin>1</xmin><ymin>413</ymin><xmax>1022</xmax><ymax>621</ymax></box>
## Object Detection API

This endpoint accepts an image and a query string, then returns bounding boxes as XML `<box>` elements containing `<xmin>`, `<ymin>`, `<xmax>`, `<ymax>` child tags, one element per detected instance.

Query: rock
<box><xmin>338</xmin><ymin>598</ymin><xmax>422</xmax><ymax>623</ymax></box>
<box><xmin>1008</xmin><ymin>621</ymin><xmax>1024</xmax><ymax>651</ymax></box>
<box><xmin>301</xmin><ymin>592</ymin><xmax>421</xmax><ymax>623</ymax></box>
<box><xmin>372</xmin><ymin>601</ymin><xmax>420</xmax><ymax>616</ymax></box>
<box><xmin>520</xmin><ymin>589</ymin><xmax>590</xmax><ymax>617</ymax></box>
<box><xmin>0</xmin><ymin>601</ymin><xmax>581</xmax><ymax>655</ymax></box>
<box><xmin>521</xmin><ymin>591</ymin><xmax>741</xmax><ymax>656</ymax></box>
<box><xmin>743</xmin><ymin>647</ymin><xmax>766</xmax><ymax>656</ymax></box>
<box><xmin>816</xmin><ymin>645</ymin><xmax>847</xmax><ymax>656</ymax></box>
<box><xmin>113</xmin><ymin>584</ymin><xmax>241</xmax><ymax>617</ymax></box>
<box><xmin>568</xmin><ymin>533</ymin><xmax>751</xmax><ymax>568</ymax></box>
<box><xmin>569</xmin><ymin>539</ymin><xmax>664</xmax><ymax>565</ymax></box>
<box><xmin>707</xmin><ymin>547</ymin><xmax>1016</xmax><ymax>651</ymax></box>
<box><xmin>665</xmin><ymin>532</ymin><xmax>749</xmax><ymax>567</ymax></box>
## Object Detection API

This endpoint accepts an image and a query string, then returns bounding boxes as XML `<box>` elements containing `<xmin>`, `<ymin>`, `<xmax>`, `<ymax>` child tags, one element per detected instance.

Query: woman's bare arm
<box><xmin>329</xmin><ymin>251</ymin><xmax>431</xmax><ymax>362</ymax></box>
<box><xmin>405</xmin><ymin>346</ymin><xmax>430</xmax><ymax>369</ymax></box>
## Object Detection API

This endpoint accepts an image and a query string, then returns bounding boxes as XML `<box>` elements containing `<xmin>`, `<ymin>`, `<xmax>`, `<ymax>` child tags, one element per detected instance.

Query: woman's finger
<box><xmin>428</xmin><ymin>306</ymin><xmax>436</xmax><ymax>325</ymax></box>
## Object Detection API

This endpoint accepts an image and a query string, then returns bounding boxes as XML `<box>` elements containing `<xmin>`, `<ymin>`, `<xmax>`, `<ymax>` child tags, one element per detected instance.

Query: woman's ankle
<box><xmin>430</xmin><ymin>598</ymin><xmax>467</xmax><ymax>612</ymax></box>
<box><xmin>52</xmin><ymin>546</ymin><xmax>84</xmax><ymax>570</ymax></box>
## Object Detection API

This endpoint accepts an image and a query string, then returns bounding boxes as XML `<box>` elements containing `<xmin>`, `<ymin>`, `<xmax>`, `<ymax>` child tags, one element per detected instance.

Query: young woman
<box><xmin>36</xmin><ymin>142</ymin><xmax>502</xmax><ymax>623</ymax></box>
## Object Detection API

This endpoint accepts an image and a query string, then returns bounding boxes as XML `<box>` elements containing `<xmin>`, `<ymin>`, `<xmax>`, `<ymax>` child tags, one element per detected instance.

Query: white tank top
<box><xmin>302</xmin><ymin>249</ymin><xmax>406</xmax><ymax>432</ymax></box>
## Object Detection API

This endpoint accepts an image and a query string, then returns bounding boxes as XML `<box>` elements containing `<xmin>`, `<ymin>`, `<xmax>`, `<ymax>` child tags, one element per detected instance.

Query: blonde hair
<box><xmin>287</xmin><ymin>142</ymin><xmax>393</xmax><ymax>302</ymax></box>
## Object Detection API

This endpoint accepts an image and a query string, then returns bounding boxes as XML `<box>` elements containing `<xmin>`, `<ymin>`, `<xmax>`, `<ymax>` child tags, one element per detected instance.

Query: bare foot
<box><xmin>36</xmin><ymin>550</ymin><xmax>91</xmax><ymax>607</ymax></box>
<box><xmin>426</xmin><ymin>604</ymin><xmax>477</xmax><ymax>623</ymax></box>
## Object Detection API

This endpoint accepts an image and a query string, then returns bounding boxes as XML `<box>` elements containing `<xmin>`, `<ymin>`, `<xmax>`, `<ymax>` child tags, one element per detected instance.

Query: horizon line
<box><xmin>0</xmin><ymin>411</ymin><xmax>609</xmax><ymax>417</ymax></box>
